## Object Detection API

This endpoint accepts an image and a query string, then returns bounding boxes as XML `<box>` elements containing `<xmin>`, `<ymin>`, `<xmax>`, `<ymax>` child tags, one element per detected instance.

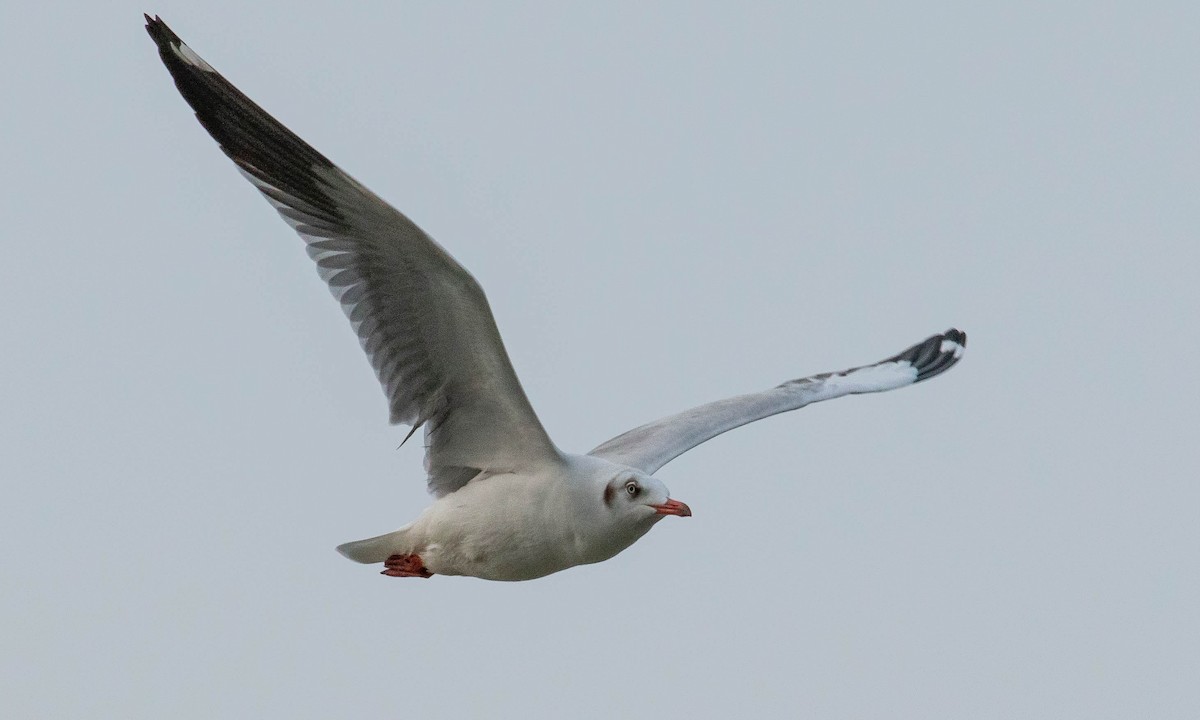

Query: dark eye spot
<box><xmin>603</xmin><ymin>484</ymin><xmax>615</xmax><ymax>506</ymax></box>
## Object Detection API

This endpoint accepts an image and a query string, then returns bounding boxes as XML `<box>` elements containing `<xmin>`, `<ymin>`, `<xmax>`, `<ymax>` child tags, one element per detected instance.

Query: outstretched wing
<box><xmin>589</xmin><ymin>329</ymin><xmax>965</xmax><ymax>474</ymax></box>
<box><xmin>146</xmin><ymin>16</ymin><xmax>562</xmax><ymax>496</ymax></box>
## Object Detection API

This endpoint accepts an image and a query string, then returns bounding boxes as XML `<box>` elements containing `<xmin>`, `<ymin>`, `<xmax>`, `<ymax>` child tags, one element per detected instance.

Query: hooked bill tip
<box><xmin>652</xmin><ymin>498</ymin><xmax>692</xmax><ymax>517</ymax></box>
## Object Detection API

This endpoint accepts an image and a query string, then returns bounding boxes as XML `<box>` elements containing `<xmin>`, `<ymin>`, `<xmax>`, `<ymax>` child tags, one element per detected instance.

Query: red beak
<box><xmin>651</xmin><ymin>498</ymin><xmax>692</xmax><ymax>517</ymax></box>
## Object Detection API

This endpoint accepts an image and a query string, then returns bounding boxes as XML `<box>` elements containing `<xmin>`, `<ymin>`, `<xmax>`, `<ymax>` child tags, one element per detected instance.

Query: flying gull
<box><xmin>145</xmin><ymin>16</ymin><xmax>966</xmax><ymax>581</ymax></box>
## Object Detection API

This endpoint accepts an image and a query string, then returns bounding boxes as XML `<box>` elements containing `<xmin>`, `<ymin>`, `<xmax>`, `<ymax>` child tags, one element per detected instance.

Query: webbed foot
<box><xmin>381</xmin><ymin>553</ymin><xmax>433</xmax><ymax>578</ymax></box>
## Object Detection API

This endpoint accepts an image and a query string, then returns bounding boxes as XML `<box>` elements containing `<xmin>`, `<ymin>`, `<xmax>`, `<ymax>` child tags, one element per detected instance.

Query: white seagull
<box><xmin>146</xmin><ymin>16</ymin><xmax>966</xmax><ymax>582</ymax></box>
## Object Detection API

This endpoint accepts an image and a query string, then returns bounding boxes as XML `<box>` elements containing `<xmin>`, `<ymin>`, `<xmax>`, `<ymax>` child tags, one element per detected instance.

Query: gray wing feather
<box><xmin>147</xmin><ymin>17</ymin><xmax>563</xmax><ymax>496</ymax></box>
<box><xmin>589</xmin><ymin>329</ymin><xmax>965</xmax><ymax>474</ymax></box>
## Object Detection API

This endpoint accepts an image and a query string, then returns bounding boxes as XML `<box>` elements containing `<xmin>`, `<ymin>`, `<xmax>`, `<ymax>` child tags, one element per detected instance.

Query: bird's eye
<box><xmin>625</xmin><ymin>481</ymin><xmax>639</xmax><ymax>497</ymax></box>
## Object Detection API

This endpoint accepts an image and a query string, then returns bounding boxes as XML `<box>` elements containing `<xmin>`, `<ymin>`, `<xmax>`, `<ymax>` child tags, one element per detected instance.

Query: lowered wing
<box><xmin>590</xmin><ymin>329</ymin><xmax>965</xmax><ymax>474</ymax></box>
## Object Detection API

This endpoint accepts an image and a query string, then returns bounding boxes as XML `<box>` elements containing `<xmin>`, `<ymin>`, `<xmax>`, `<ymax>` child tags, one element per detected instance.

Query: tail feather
<box><xmin>336</xmin><ymin>527</ymin><xmax>410</xmax><ymax>564</ymax></box>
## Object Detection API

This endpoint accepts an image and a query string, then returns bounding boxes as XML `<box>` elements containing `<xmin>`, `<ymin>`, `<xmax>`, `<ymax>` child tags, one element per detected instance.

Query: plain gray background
<box><xmin>3</xmin><ymin>2</ymin><xmax>1197</xmax><ymax>718</ymax></box>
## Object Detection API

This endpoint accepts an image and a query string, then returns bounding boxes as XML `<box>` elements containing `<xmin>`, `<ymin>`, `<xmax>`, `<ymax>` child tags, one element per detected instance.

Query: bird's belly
<box><xmin>423</xmin><ymin>521</ymin><xmax>579</xmax><ymax>581</ymax></box>
<box><xmin>414</xmin><ymin>480</ymin><xmax>586</xmax><ymax>581</ymax></box>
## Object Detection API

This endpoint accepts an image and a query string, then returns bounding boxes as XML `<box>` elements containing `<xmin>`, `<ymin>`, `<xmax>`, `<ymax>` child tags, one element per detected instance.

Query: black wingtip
<box><xmin>143</xmin><ymin>14</ymin><xmax>174</xmax><ymax>45</ymax></box>
<box><xmin>884</xmin><ymin>328</ymin><xmax>967</xmax><ymax>383</ymax></box>
<box><xmin>144</xmin><ymin>15</ymin><xmax>191</xmax><ymax>73</ymax></box>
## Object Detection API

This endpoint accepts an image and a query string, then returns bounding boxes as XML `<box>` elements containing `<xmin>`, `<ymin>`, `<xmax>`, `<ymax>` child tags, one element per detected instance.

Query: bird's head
<box><xmin>601</xmin><ymin>470</ymin><xmax>692</xmax><ymax>528</ymax></box>
<box><xmin>568</xmin><ymin>460</ymin><xmax>693</xmax><ymax>567</ymax></box>
<box><xmin>573</xmin><ymin>470</ymin><xmax>696</xmax><ymax>566</ymax></box>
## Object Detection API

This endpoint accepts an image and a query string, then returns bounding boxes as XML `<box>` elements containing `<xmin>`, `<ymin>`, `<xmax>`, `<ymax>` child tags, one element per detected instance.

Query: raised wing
<box><xmin>146</xmin><ymin>16</ymin><xmax>562</xmax><ymax>496</ymax></box>
<box><xmin>590</xmin><ymin>329</ymin><xmax>965</xmax><ymax>474</ymax></box>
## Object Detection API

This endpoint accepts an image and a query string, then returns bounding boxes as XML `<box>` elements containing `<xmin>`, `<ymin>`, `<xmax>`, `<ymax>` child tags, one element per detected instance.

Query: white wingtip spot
<box><xmin>940</xmin><ymin>338</ymin><xmax>965</xmax><ymax>359</ymax></box>
<box><xmin>836</xmin><ymin>362</ymin><xmax>918</xmax><ymax>392</ymax></box>
<box><xmin>174</xmin><ymin>41</ymin><xmax>215</xmax><ymax>72</ymax></box>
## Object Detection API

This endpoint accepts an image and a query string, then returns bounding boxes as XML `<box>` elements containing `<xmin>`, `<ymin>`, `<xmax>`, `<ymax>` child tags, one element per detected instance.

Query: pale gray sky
<box><xmin>3</xmin><ymin>2</ymin><xmax>1198</xmax><ymax>718</ymax></box>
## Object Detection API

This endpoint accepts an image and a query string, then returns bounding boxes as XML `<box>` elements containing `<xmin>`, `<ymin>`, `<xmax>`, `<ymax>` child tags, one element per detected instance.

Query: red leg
<box><xmin>381</xmin><ymin>553</ymin><xmax>433</xmax><ymax>578</ymax></box>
